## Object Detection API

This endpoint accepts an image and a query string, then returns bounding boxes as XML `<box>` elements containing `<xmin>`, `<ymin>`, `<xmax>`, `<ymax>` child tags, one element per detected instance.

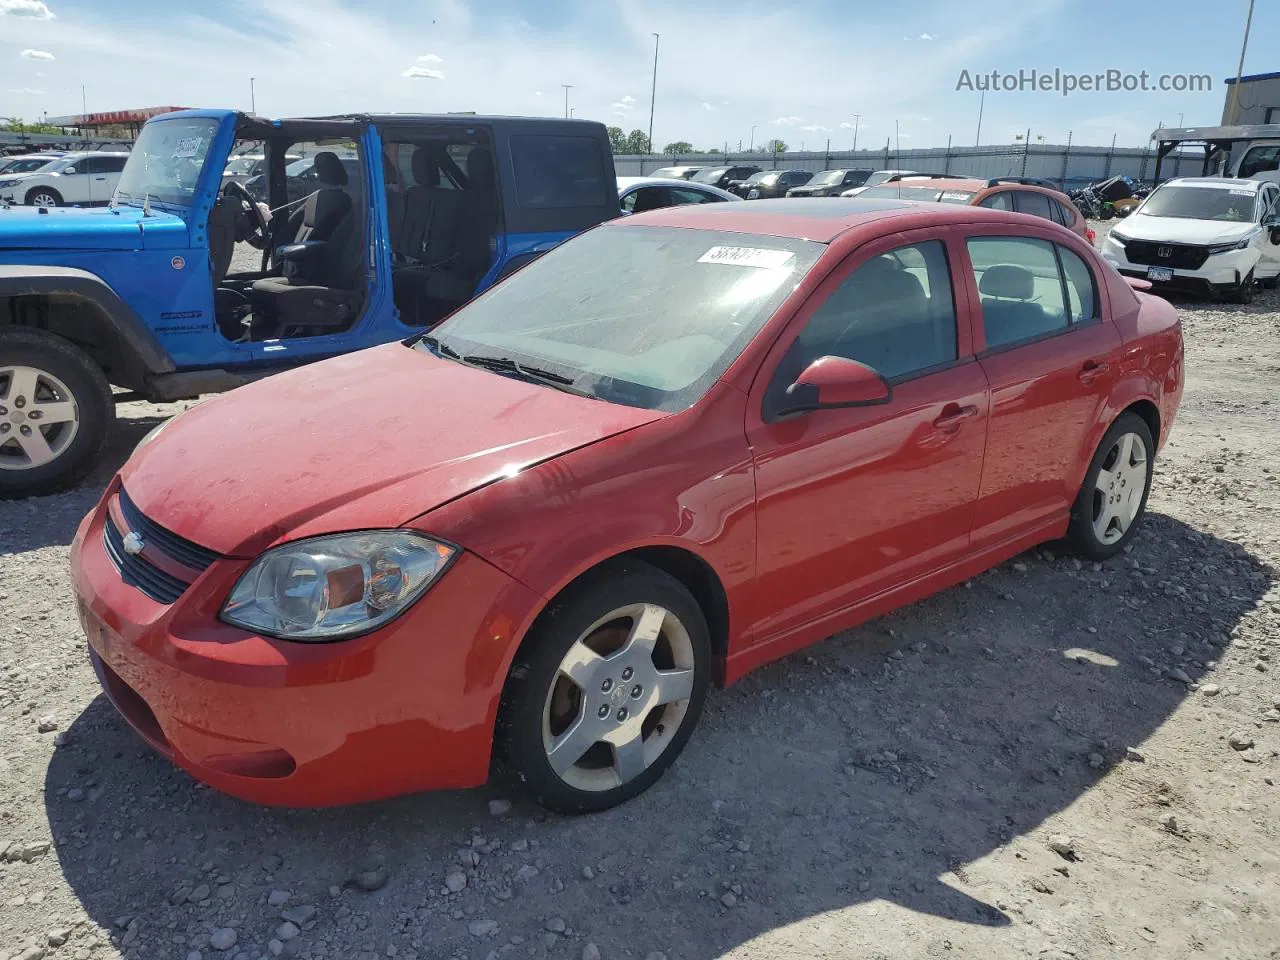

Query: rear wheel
<box><xmin>24</xmin><ymin>187</ymin><xmax>62</xmax><ymax>208</ymax></box>
<box><xmin>0</xmin><ymin>328</ymin><xmax>114</xmax><ymax>499</ymax></box>
<box><xmin>1067</xmin><ymin>413</ymin><xmax>1154</xmax><ymax>561</ymax></box>
<box><xmin>498</xmin><ymin>562</ymin><xmax>711</xmax><ymax>814</ymax></box>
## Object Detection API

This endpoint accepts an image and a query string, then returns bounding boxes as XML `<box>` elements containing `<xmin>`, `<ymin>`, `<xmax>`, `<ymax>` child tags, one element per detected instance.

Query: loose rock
<box><xmin>445</xmin><ymin>870</ymin><xmax>468</xmax><ymax>893</ymax></box>
<box><xmin>210</xmin><ymin>928</ymin><xmax>238</xmax><ymax>951</ymax></box>
<box><xmin>582</xmin><ymin>944</ymin><xmax>602</xmax><ymax>960</ymax></box>
<box><xmin>267</xmin><ymin>890</ymin><xmax>291</xmax><ymax>907</ymax></box>
<box><xmin>468</xmin><ymin>919</ymin><xmax>498</xmax><ymax>938</ymax></box>
<box><xmin>354</xmin><ymin>866</ymin><xmax>389</xmax><ymax>892</ymax></box>
<box><xmin>488</xmin><ymin>799</ymin><xmax>512</xmax><ymax>816</ymax></box>
<box><xmin>1229</xmin><ymin>733</ymin><xmax>1256</xmax><ymax>751</ymax></box>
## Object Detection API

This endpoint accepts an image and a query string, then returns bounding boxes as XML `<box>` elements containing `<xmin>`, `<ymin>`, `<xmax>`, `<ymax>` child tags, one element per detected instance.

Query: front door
<box><xmin>961</xmin><ymin>230</ymin><xmax>1123</xmax><ymax>548</ymax></box>
<box><xmin>746</xmin><ymin>229</ymin><xmax>989</xmax><ymax>644</ymax></box>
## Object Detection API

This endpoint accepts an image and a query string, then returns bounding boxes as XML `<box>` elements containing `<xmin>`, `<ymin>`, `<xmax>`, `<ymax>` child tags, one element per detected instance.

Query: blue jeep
<box><xmin>0</xmin><ymin>109</ymin><xmax>620</xmax><ymax>497</ymax></box>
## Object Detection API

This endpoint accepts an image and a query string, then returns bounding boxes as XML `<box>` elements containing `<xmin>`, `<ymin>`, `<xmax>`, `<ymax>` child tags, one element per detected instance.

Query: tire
<box><xmin>1261</xmin><ymin>273</ymin><xmax>1279</xmax><ymax>290</ymax></box>
<box><xmin>1067</xmin><ymin>412</ymin><xmax>1155</xmax><ymax>561</ymax></box>
<box><xmin>0</xmin><ymin>328</ymin><xmax>114</xmax><ymax>499</ymax></box>
<box><xmin>1223</xmin><ymin>270</ymin><xmax>1256</xmax><ymax>304</ymax></box>
<box><xmin>497</xmin><ymin>560</ymin><xmax>711</xmax><ymax>814</ymax></box>
<box><xmin>24</xmin><ymin>187</ymin><xmax>62</xmax><ymax>208</ymax></box>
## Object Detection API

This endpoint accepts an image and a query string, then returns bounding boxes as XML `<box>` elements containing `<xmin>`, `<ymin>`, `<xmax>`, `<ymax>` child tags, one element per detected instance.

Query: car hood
<box><xmin>0</xmin><ymin>204</ymin><xmax>179</xmax><ymax>251</ymax></box>
<box><xmin>120</xmin><ymin>343</ymin><xmax>665</xmax><ymax>557</ymax></box>
<box><xmin>1117</xmin><ymin>212</ymin><xmax>1257</xmax><ymax>246</ymax></box>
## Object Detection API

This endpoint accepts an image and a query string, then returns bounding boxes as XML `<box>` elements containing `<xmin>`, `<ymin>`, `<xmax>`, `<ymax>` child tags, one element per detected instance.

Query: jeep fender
<box><xmin>0</xmin><ymin>265</ymin><xmax>174</xmax><ymax>387</ymax></box>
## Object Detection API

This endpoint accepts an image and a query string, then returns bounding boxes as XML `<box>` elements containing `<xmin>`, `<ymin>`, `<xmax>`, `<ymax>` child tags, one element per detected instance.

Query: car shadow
<box><xmin>43</xmin><ymin>513</ymin><xmax>1273</xmax><ymax>960</ymax></box>
<box><xmin>0</xmin><ymin>410</ymin><xmax>165</xmax><ymax>553</ymax></box>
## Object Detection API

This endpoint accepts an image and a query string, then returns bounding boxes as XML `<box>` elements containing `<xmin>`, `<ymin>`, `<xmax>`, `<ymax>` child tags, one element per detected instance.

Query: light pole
<box><xmin>749</xmin><ymin>123</ymin><xmax>757</xmax><ymax>151</ymax></box>
<box><xmin>250</xmin><ymin>77</ymin><xmax>257</xmax><ymax>114</ymax></box>
<box><xmin>974</xmin><ymin>88</ymin><xmax>985</xmax><ymax>145</ymax></box>
<box><xmin>647</xmin><ymin>32</ymin><xmax>659</xmax><ymax>154</ymax></box>
<box><xmin>1227</xmin><ymin>0</ymin><xmax>1255</xmax><ymax>124</ymax></box>
<box><xmin>849</xmin><ymin>114</ymin><xmax>860</xmax><ymax>153</ymax></box>
<box><xmin>561</xmin><ymin>84</ymin><xmax>573</xmax><ymax>120</ymax></box>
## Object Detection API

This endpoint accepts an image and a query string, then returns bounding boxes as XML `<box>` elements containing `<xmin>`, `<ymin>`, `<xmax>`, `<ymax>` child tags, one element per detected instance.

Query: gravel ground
<box><xmin>2</xmin><ymin>223</ymin><xmax>1279</xmax><ymax>960</ymax></box>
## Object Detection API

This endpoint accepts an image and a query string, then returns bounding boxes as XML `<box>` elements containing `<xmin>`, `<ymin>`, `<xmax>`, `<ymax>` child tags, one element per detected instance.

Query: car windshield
<box><xmin>114</xmin><ymin>117</ymin><xmax>219</xmax><ymax>207</ymax></box>
<box><xmin>690</xmin><ymin>167</ymin><xmax>729</xmax><ymax>183</ymax></box>
<box><xmin>1140</xmin><ymin>185</ymin><xmax>1257</xmax><ymax>222</ymax></box>
<box><xmin>858</xmin><ymin>185</ymin><xmax>976</xmax><ymax>204</ymax></box>
<box><xmin>809</xmin><ymin>170</ymin><xmax>846</xmax><ymax>186</ymax></box>
<box><xmin>4</xmin><ymin>157</ymin><xmax>56</xmax><ymax>173</ymax></box>
<box><xmin>744</xmin><ymin>172</ymin><xmax>771</xmax><ymax>184</ymax></box>
<box><xmin>423</xmin><ymin>225</ymin><xmax>823</xmax><ymax>412</ymax></box>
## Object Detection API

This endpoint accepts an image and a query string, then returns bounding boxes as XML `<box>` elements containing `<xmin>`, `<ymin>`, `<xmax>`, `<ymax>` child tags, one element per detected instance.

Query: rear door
<box><xmin>961</xmin><ymin>227</ymin><xmax>1123</xmax><ymax>548</ymax></box>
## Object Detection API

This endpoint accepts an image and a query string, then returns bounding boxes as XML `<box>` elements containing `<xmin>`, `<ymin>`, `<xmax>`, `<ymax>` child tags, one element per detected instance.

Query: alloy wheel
<box><xmin>1091</xmin><ymin>431</ymin><xmax>1148</xmax><ymax>545</ymax></box>
<box><xmin>29</xmin><ymin>192</ymin><xmax>58</xmax><ymax>208</ymax></box>
<box><xmin>541</xmin><ymin>602</ymin><xmax>696</xmax><ymax>792</ymax></box>
<box><xmin>0</xmin><ymin>365</ymin><xmax>80</xmax><ymax>471</ymax></box>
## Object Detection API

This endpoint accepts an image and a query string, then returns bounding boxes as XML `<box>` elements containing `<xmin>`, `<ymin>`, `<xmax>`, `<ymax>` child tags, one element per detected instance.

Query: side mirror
<box><xmin>779</xmin><ymin>356</ymin><xmax>891</xmax><ymax>414</ymax></box>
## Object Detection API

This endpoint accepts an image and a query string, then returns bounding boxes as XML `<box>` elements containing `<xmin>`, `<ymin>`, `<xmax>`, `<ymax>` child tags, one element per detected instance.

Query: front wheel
<box><xmin>24</xmin><ymin>187</ymin><xmax>62</xmax><ymax>208</ymax></box>
<box><xmin>1067</xmin><ymin>413</ymin><xmax>1155</xmax><ymax>561</ymax></box>
<box><xmin>498</xmin><ymin>562</ymin><xmax>711</xmax><ymax>814</ymax></box>
<box><xmin>0</xmin><ymin>328</ymin><xmax>114</xmax><ymax>499</ymax></box>
<box><xmin>1223</xmin><ymin>270</ymin><xmax>1256</xmax><ymax>304</ymax></box>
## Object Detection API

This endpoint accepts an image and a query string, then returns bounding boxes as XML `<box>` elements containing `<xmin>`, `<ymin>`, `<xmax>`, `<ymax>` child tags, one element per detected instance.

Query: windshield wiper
<box><xmin>422</xmin><ymin>334</ymin><xmax>461</xmax><ymax>360</ymax></box>
<box><xmin>461</xmin><ymin>354</ymin><xmax>599</xmax><ymax>399</ymax></box>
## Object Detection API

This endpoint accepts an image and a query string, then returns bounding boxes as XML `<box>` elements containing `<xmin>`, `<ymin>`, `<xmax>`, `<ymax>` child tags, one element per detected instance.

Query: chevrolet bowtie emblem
<box><xmin>122</xmin><ymin>531</ymin><xmax>145</xmax><ymax>556</ymax></box>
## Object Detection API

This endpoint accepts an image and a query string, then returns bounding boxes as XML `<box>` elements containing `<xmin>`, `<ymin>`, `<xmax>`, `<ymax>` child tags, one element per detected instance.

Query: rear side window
<box><xmin>978</xmin><ymin>191</ymin><xmax>1014</xmax><ymax>211</ymax></box>
<box><xmin>1059</xmin><ymin>246</ymin><xmax>1099</xmax><ymax>322</ymax></box>
<box><xmin>1013</xmin><ymin>190</ymin><xmax>1054</xmax><ymax>221</ymax></box>
<box><xmin>510</xmin><ymin>135</ymin><xmax>610</xmax><ymax>209</ymax></box>
<box><xmin>670</xmin><ymin>186</ymin><xmax>719</xmax><ymax>205</ymax></box>
<box><xmin>1051</xmin><ymin>199</ymin><xmax>1077</xmax><ymax>227</ymax></box>
<box><xmin>967</xmin><ymin>236</ymin><xmax>1069</xmax><ymax>349</ymax></box>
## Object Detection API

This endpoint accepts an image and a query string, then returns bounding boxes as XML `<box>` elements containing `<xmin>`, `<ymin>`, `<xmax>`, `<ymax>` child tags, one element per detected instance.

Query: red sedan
<box><xmin>69</xmin><ymin>199</ymin><xmax>1183</xmax><ymax>813</ymax></box>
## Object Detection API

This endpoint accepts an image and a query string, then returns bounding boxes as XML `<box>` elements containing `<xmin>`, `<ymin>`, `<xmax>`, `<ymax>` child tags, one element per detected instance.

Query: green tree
<box><xmin>1</xmin><ymin>117</ymin><xmax>62</xmax><ymax>135</ymax></box>
<box><xmin>606</xmin><ymin>126</ymin><xmax>627</xmax><ymax>154</ymax></box>
<box><xmin>763</xmin><ymin>139</ymin><xmax>789</xmax><ymax>155</ymax></box>
<box><xmin>623</xmin><ymin>129</ymin><xmax>651</xmax><ymax>154</ymax></box>
<box><xmin>663</xmin><ymin>141</ymin><xmax>693</xmax><ymax>155</ymax></box>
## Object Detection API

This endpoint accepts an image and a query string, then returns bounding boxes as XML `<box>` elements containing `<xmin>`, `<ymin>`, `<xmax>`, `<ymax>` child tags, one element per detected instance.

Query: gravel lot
<box><xmin>2</xmin><ymin>223</ymin><xmax>1279</xmax><ymax>960</ymax></box>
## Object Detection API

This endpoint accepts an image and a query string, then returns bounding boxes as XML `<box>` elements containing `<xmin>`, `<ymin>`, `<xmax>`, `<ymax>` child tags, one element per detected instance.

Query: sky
<box><xmin>0</xmin><ymin>0</ymin><xmax>1276</xmax><ymax>150</ymax></box>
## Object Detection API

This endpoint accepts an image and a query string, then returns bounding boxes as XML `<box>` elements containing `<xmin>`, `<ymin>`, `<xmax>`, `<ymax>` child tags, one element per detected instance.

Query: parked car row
<box><xmin>0</xmin><ymin>151</ymin><xmax>130</xmax><ymax>207</ymax></box>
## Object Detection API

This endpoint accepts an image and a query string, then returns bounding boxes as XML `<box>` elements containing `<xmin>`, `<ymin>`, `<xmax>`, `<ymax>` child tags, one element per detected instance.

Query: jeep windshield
<box><xmin>420</xmin><ymin>225</ymin><xmax>822</xmax><ymax>413</ymax></box>
<box><xmin>114</xmin><ymin>117</ymin><xmax>219</xmax><ymax>207</ymax></box>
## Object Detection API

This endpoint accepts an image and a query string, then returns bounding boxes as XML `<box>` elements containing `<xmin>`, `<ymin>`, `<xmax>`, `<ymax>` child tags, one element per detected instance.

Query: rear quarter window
<box><xmin>510</xmin><ymin>135</ymin><xmax>610</xmax><ymax>209</ymax></box>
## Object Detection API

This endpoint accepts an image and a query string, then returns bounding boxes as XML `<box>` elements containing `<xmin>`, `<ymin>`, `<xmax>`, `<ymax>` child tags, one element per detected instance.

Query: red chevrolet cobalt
<box><xmin>70</xmin><ymin>199</ymin><xmax>1183</xmax><ymax>813</ymax></box>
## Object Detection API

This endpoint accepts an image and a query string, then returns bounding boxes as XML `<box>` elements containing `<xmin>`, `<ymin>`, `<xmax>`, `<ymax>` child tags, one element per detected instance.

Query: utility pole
<box><xmin>250</xmin><ymin>77</ymin><xmax>257</xmax><ymax>114</ymax></box>
<box><xmin>647</xmin><ymin>33</ymin><xmax>659</xmax><ymax>154</ymax></box>
<box><xmin>1227</xmin><ymin>0</ymin><xmax>1255</xmax><ymax>124</ymax></box>
<box><xmin>749</xmin><ymin>123</ymin><xmax>757</xmax><ymax>151</ymax></box>
<box><xmin>80</xmin><ymin>84</ymin><xmax>87</xmax><ymax>119</ymax></box>
<box><xmin>850</xmin><ymin>114</ymin><xmax>860</xmax><ymax>153</ymax></box>
<box><xmin>975</xmin><ymin>89</ymin><xmax>985</xmax><ymax>146</ymax></box>
<box><xmin>561</xmin><ymin>84</ymin><xmax>573</xmax><ymax>120</ymax></box>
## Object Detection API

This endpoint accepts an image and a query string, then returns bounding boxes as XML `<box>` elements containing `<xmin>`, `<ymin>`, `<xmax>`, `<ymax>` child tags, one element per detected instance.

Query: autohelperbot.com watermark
<box><xmin>956</xmin><ymin>68</ymin><xmax>1212</xmax><ymax>97</ymax></box>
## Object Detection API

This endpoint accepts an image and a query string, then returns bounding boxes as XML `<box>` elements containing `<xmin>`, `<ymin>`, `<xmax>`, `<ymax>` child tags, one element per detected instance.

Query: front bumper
<box><xmin>1101</xmin><ymin>244</ymin><xmax>1255</xmax><ymax>295</ymax></box>
<box><xmin>69</xmin><ymin>480</ymin><xmax>543</xmax><ymax>807</ymax></box>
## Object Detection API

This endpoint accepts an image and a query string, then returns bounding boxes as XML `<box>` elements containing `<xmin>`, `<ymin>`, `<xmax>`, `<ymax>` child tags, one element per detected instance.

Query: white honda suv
<box><xmin>1100</xmin><ymin>176</ymin><xmax>1280</xmax><ymax>304</ymax></box>
<box><xmin>0</xmin><ymin>151</ymin><xmax>130</xmax><ymax>208</ymax></box>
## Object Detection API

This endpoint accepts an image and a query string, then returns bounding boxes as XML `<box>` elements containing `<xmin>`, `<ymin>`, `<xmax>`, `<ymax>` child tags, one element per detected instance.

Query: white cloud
<box><xmin>417</xmin><ymin>53</ymin><xmax>443</xmax><ymax>63</ymax></box>
<box><xmin>920</xmin><ymin>32</ymin><xmax>935</xmax><ymax>40</ymax></box>
<box><xmin>771</xmin><ymin>116</ymin><xmax>803</xmax><ymax>126</ymax></box>
<box><xmin>0</xmin><ymin>0</ymin><xmax>55</xmax><ymax>19</ymax></box>
<box><xmin>800</xmin><ymin>124</ymin><xmax>827</xmax><ymax>132</ymax></box>
<box><xmin>19</xmin><ymin>48</ymin><xmax>54</xmax><ymax>60</ymax></box>
<box><xmin>610</xmin><ymin>97</ymin><xmax>635</xmax><ymax>111</ymax></box>
<box><xmin>534</xmin><ymin>90</ymin><xmax>543</xmax><ymax>96</ymax></box>
<box><xmin>701</xmin><ymin>102</ymin><xmax>714</xmax><ymax>111</ymax></box>
<box><xmin>402</xmin><ymin>66</ymin><xmax>444</xmax><ymax>80</ymax></box>
<box><xmin>7</xmin><ymin>86</ymin><xmax>44</xmax><ymax>94</ymax></box>
<box><xmin>839</xmin><ymin>121</ymin><xmax>858</xmax><ymax>129</ymax></box>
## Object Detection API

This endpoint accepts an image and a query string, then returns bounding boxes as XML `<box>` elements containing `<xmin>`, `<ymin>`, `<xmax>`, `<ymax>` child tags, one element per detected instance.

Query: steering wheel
<box><xmin>222</xmin><ymin>180</ymin><xmax>272</xmax><ymax>271</ymax></box>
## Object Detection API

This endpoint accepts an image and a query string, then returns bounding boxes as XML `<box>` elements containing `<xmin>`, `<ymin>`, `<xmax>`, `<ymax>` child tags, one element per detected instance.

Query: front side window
<box><xmin>427</xmin><ymin>225</ymin><xmax>823</xmax><ymax>412</ymax></box>
<box><xmin>621</xmin><ymin>186</ymin><xmax>669</xmax><ymax>213</ymax></box>
<box><xmin>114</xmin><ymin>117</ymin><xmax>220</xmax><ymax>207</ymax></box>
<box><xmin>787</xmin><ymin>240</ymin><xmax>958</xmax><ymax>382</ymax></box>
<box><xmin>968</xmin><ymin>236</ymin><xmax>1069</xmax><ymax>349</ymax></box>
<box><xmin>510</xmin><ymin>135</ymin><xmax>610</xmax><ymax>209</ymax></box>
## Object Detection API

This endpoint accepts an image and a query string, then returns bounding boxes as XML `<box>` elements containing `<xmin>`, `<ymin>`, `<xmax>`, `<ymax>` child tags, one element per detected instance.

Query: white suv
<box><xmin>0</xmin><ymin>152</ymin><xmax>130</xmax><ymax>207</ymax></box>
<box><xmin>1100</xmin><ymin>177</ymin><xmax>1280</xmax><ymax>304</ymax></box>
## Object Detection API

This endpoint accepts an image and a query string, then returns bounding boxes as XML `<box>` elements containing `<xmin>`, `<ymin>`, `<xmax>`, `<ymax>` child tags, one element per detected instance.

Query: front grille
<box><xmin>102</xmin><ymin>487</ymin><xmax>221</xmax><ymax>605</ymax></box>
<box><xmin>1122</xmin><ymin>240</ymin><xmax>1210</xmax><ymax>270</ymax></box>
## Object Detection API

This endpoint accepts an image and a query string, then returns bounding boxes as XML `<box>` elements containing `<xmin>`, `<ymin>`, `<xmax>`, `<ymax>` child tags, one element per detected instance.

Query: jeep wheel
<box><xmin>24</xmin><ymin>187</ymin><xmax>62</xmax><ymax>208</ymax></box>
<box><xmin>0</xmin><ymin>329</ymin><xmax>114</xmax><ymax>499</ymax></box>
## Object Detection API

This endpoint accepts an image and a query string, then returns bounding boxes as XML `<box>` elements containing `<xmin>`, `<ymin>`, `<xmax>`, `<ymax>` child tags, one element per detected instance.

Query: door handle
<box><xmin>1078</xmin><ymin>359</ymin><xmax>1110</xmax><ymax>383</ymax></box>
<box><xmin>94</xmin><ymin>176</ymin><xmax>107</xmax><ymax>181</ymax></box>
<box><xmin>932</xmin><ymin>404</ymin><xmax>979</xmax><ymax>431</ymax></box>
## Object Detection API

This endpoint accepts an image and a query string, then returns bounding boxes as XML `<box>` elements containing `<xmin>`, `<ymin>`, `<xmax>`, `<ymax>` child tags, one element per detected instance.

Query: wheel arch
<box><xmin>1070</xmin><ymin>382</ymin><xmax>1163</xmax><ymax>497</ymax></box>
<box><xmin>0</xmin><ymin>266</ymin><xmax>174</xmax><ymax>392</ymax></box>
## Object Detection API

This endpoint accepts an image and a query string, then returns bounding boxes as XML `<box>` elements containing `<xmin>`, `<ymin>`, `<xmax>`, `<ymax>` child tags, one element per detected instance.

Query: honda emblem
<box><xmin>1157</xmin><ymin>246</ymin><xmax>1173</xmax><ymax>258</ymax></box>
<box><xmin>122</xmin><ymin>531</ymin><xmax>145</xmax><ymax>556</ymax></box>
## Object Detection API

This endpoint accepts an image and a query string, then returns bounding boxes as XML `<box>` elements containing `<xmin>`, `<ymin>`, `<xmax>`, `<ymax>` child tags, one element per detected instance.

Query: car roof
<box><xmin>614</xmin><ymin>196</ymin><xmax>1076</xmax><ymax>243</ymax></box>
<box><xmin>1163</xmin><ymin>176</ymin><xmax>1264</xmax><ymax>191</ymax></box>
<box><xmin>868</xmin><ymin>176</ymin><xmax>988</xmax><ymax>190</ymax></box>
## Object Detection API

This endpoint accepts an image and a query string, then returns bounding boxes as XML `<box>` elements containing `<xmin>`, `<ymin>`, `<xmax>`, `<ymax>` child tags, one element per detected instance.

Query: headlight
<box><xmin>221</xmin><ymin>531</ymin><xmax>457</xmax><ymax>641</ymax></box>
<box><xmin>1106</xmin><ymin>231</ymin><xmax>1127</xmax><ymax>246</ymax></box>
<box><xmin>1206</xmin><ymin>238</ymin><xmax>1252</xmax><ymax>255</ymax></box>
<box><xmin>0</xmin><ymin>178</ymin><xmax>19</xmax><ymax>188</ymax></box>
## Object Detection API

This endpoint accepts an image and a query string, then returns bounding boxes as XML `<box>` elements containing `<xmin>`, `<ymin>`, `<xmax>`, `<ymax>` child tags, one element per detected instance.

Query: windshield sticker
<box><xmin>1229</xmin><ymin>188</ymin><xmax>1255</xmax><ymax>197</ymax></box>
<box><xmin>173</xmin><ymin>137</ymin><xmax>203</xmax><ymax>159</ymax></box>
<box><xmin>941</xmin><ymin>191</ymin><xmax>971</xmax><ymax>200</ymax></box>
<box><xmin>698</xmin><ymin>246</ymin><xmax>796</xmax><ymax>269</ymax></box>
